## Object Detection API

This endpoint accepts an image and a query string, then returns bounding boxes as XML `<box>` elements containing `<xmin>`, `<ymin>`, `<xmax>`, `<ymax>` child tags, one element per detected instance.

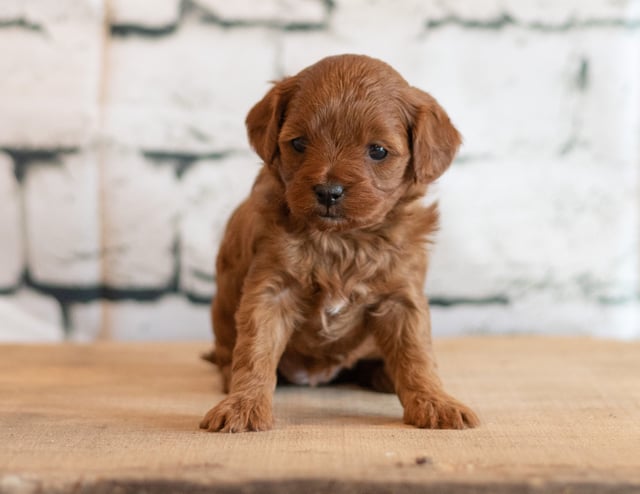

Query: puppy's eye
<box><xmin>368</xmin><ymin>144</ymin><xmax>388</xmax><ymax>161</ymax></box>
<box><xmin>291</xmin><ymin>137</ymin><xmax>307</xmax><ymax>153</ymax></box>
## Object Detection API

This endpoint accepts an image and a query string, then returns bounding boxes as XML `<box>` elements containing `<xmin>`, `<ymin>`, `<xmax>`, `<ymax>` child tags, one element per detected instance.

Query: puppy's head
<box><xmin>246</xmin><ymin>54</ymin><xmax>460</xmax><ymax>232</ymax></box>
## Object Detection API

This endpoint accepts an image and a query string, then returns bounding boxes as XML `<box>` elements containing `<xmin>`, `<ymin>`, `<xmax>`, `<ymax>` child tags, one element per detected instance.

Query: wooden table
<box><xmin>1</xmin><ymin>337</ymin><xmax>639</xmax><ymax>493</ymax></box>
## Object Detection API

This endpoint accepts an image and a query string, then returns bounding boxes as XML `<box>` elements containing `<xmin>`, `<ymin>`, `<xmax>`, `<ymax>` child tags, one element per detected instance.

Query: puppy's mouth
<box><xmin>317</xmin><ymin>206</ymin><xmax>344</xmax><ymax>220</ymax></box>
<box><xmin>315</xmin><ymin>206</ymin><xmax>347</xmax><ymax>225</ymax></box>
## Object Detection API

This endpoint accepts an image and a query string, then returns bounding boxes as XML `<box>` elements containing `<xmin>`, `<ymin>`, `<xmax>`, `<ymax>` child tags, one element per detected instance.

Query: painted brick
<box><xmin>0</xmin><ymin>1</ymin><xmax>102</xmax><ymax>147</ymax></box>
<box><xmin>109</xmin><ymin>0</ymin><xmax>181</xmax><ymax>28</ymax></box>
<box><xmin>91</xmin><ymin>295</ymin><xmax>211</xmax><ymax>341</ymax></box>
<box><xmin>280</xmin><ymin>1</ymin><xmax>426</xmax><ymax>79</ymax></box>
<box><xmin>0</xmin><ymin>153</ymin><xmax>23</xmax><ymax>289</ymax></box>
<box><xmin>430</xmin><ymin>297</ymin><xmax>640</xmax><ymax>340</ymax></box>
<box><xmin>23</xmin><ymin>151</ymin><xmax>102</xmax><ymax>286</ymax></box>
<box><xmin>0</xmin><ymin>0</ymin><xmax>100</xmax><ymax>22</ymax></box>
<box><xmin>101</xmin><ymin>146</ymin><xmax>180</xmax><ymax>289</ymax></box>
<box><xmin>427</xmin><ymin>156</ymin><xmax>638</xmax><ymax>303</ymax></box>
<box><xmin>419</xmin><ymin>0</ymin><xmax>637</xmax><ymax>25</ymax></box>
<box><xmin>408</xmin><ymin>28</ymin><xmax>638</xmax><ymax>163</ymax></box>
<box><xmin>67</xmin><ymin>301</ymin><xmax>104</xmax><ymax>342</ymax></box>
<box><xmin>197</xmin><ymin>0</ymin><xmax>327</xmax><ymax>24</ymax></box>
<box><xmin>409</xmin><ymin>27</ymin><xmax>579</xmax><ymax>160</ymax></box>
<box><xmin>104</xmin><ymin>25</ymin><xmax>278</xmax><ymax>152</ymax></box>
<box><xmin>0</xmin><ymin>289</ymin><xmax>64</xmax><ymax>342</ymax></box>
<box><xmin>570</xmin><ymin>29</ymin><xmax>640</xmax><ymax>166</ymax></box>
<box><xmin>179</xmin><ymin>152</ymin><xmax>259</xmax><ymax>300</ymax></box>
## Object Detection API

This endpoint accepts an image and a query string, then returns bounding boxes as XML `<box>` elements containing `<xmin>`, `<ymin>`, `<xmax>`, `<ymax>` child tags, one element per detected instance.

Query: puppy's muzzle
<box><xmin>313</xmin><ymin>183</ymin><xmax>344</xmax><ymax>207</ymax></box>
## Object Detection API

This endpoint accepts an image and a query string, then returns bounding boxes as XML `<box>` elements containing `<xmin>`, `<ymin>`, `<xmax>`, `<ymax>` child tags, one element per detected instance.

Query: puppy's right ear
<box><xmin>246</xmin><ymin>76</ymin><xmax>298</xmax><ymax>167</ymax></box>
<box><xmin>405</xmin><ymin>87</ymin><xmax>461</xmax><ymax>184</ymax></box>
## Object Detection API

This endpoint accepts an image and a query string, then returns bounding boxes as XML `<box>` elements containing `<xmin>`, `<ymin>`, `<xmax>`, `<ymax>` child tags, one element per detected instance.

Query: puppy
<box><xmin>200</xmin><ymin>54</ymin><xmax>479</xmax><ymax>432</ymax></box>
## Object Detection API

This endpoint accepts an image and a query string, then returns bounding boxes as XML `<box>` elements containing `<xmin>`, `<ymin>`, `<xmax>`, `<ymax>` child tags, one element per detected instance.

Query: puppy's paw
<box><xmin>403</xmin><ymin>392</ymin><xmax>479</xmax><ymax>430</ymax></box>
<box><xmin>199</xmin><ymin>393</ymin><xmax>273</xmax><ymax>433</ymax></box>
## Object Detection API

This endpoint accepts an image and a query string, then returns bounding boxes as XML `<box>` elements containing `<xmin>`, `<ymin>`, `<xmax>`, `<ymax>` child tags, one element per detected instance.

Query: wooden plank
<box><xmin>0</xmin><ymin>337</ymin><xmax>639</xmax><ymax>493</ymax></box>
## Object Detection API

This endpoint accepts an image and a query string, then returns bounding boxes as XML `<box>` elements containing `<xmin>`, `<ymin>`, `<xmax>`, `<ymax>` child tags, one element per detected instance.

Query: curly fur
<box><xmin>200</xmin><ymin>54</ymin><xmax>479</xmax><ymax>432</ymax></box>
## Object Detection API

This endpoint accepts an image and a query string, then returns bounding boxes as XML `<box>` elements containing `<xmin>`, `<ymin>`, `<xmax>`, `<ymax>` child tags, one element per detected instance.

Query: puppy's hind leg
<box><xmin>334</xmin><ymin>359</ymin><xmax>396</xmax><ymax>393</ymax></box>
<box><xmin>208</xmin><ymin>292</ymin><xmax>237</xmax><ymax>394</ymax></box>
<box><xmin>357</xmin><ymin>359</ymin><xmax>396</xmax><ymax>393</ymax></box>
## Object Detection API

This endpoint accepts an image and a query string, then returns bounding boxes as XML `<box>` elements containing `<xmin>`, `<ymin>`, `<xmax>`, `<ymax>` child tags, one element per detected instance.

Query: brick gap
<box><xmin>425</xmin><ymin>13</ymin><xmax>640</xmax><ymax>32</ymax></box>
<box><xmin>1</xmin><ymin>148</ymin><xmax>78</xmax><ymax>183</ymax></box>
<box><xmin>110</xmin><ymin>0</ymin><xmax>332</xmax><ymax>38</ymax></box>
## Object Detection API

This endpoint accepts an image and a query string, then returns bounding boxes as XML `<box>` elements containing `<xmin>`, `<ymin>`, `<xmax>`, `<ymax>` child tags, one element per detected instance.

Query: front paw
<box><xmin>199</xmin><ymin>393</ymin><xmax>273</xmax><ymax>433</ymax></box>
<box><xmin>403</xmin><ymin>392</ymin><xmax>479</xmax><ymax>429</ymax></box>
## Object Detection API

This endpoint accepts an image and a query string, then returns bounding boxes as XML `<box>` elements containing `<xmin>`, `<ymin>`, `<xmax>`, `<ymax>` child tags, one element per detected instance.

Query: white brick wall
<box><xmin>69</xmin><ymin>295</ymin><xmax>211</xmax><ymax>341</ymax></box>
<box><xmin>0</xmin><ymin>153</ymin><xmax>23</xmax><ymax>289</ymax></box>
<box><xmin>0</xmin><ymin>0</ymin><xmax>638</xmax><ymax>340</ymax></box>
<box><xmin>0</xmin><ymin>289</ymin><xmax>64</xmax><ymax>342</ymax></box>
<box><xmin>23</xmin><ymin>151</ymin><xmax>102</xmax><ymax>286</ymax></box>
<box><xmin>101</xmin><ymin>146</ymin><xmax>180</xmax><ymax>289</ymax></box>
<box><xmin>105</xmin><ymin>23</ymin><xmax>278</xmax><ymax>151</ymax></box>
<box><xmin>0</xmin><ymin>0</ymin><xmax>103</xmax><ymax>148</ymax></box>
<box><xmin>179</xmin><ymin>152</ymin><xmax>258</xmax><ymax>300</ymax></box>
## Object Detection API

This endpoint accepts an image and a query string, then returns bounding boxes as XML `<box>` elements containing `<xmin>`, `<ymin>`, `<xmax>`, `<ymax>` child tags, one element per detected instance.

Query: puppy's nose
<box><xmin>314</xmin><ymin>184</ymin><xmax>344</xmax><ymax>207</ymax></box>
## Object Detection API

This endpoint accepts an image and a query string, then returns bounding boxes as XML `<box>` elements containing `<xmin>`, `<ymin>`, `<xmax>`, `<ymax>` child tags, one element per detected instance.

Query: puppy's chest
<box><xmin>302</xmin><ymin>260</ymin><xmax>379</xmax><ymax>340</ymax></box>
<box><xmin>287</xmin><ymin>232</ymin><xmax>399</xmax><ymax>338</ymax></box>
<box><xmin>301</xmin><ymin>284</ymin><xmax>366</xmax><ymax>344</ymax></box>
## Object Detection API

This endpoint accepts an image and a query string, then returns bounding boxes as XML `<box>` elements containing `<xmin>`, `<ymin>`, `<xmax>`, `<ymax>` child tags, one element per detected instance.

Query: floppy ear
<box><xmin>406</xmin><ymin>88</ymin><xmax>461</xmax><ymax>184</ymax></box>
<box><xmin>245</xmin><ymin>76</ymin><xmax>298</xmax><ymax>167</ymax></box>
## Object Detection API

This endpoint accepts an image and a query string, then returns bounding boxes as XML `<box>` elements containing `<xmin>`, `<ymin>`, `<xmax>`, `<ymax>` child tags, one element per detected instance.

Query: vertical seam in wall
<box><xmin>635</xmin><ymin>19</ymin><xmax>640</xmax><ymax>303</ymax></box>
<box><xmin>96</xmin><ymin>0</ymin><xmax>112</xmax><ymax>340</ymax></box>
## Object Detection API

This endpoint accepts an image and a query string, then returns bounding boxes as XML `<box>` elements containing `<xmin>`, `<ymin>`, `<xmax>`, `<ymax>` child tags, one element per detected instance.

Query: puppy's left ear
<box><xmin>246</xmin><ymin>76</ymin><xmax>298</xmax><ymax>167</ymax></box>
<box><xmin>405</xmin><ymin>88</ymin><xmax>461</xmax><ymax>184</ymax></box>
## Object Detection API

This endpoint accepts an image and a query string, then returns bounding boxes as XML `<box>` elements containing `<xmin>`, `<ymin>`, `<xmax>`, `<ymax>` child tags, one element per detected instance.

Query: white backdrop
<box><xmin>0</xmin><ymin>0</ymin><xmax>638</xmax><ymax>341</ymax></box>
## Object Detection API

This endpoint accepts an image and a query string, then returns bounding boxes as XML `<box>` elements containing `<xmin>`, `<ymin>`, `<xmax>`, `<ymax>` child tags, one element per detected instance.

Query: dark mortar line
<box><xmin>453</xmin><ymin>153</ymin><xmax>495</xmax><ymax>164</ymax></box>
<box><xmin>110</xmin><ymin>23</ymin><xmax>178</xmax><ymax>37</ymax></box>
<box><xmin>426</xmin><ymin>12</ymin><xmax>517</xmax><ymax>30</ymax></box>
<box><xmin>110</xmin><ymin>0</ymin><xmax>329</xmax><ymax>38</ymax></box>
<box><xmin>59</xmin><ymin>303</ymin><xmax>72</xmax><ymax>335</ymax></box>
<box><xmin>576</xmin><ymin>57</ymin><xmax>590</xmax><ymax>91</ymax></box>
<box><xmin>143</xmin><ymin>150</ymin><xmax>234</xmax><ymax>178</ymax></box>
<box><xmin>111</xmin><ymin>18</ymin><xmax>327</xmax><ymax>37</ymax></box>
<box><xmin>597</xmin><ymin>295</ymin><xmax>639</xmax><ymax>306</ymax></box>
<box><xmin>1</xmin><ymin>147</ymin><xmax>78</xmax><ymax>183</ymax></box>
<box><xmin>559</xmin><ymin>133</ymin><xmax>581</xmax><ymax>156</ymax></box>
<box><xmin>0</xmin><ymin>285</ymin><xmax>19</xmax><ymax>296</ymax></box>
<box><xmin>23</xmin><ymin>269</ymin><xmax>176</xmax><ymax>304</ymax></box>
<box><xmin>190</xmin><ymin>268</ymin><xmax>214</xmax><ymax>283</ymax></box>
<box><xmin>169</xmin><ymin>238</ymin><xmax>181</xmax><ymax>294</ymax></box>
<box><xmin>185</xmin><ymin>291</ymin><xmax>212</xmax><ymax>305</ymax></box>
<box><xmin>199</xmin><ymin>14</ymin><xmax>327</xmax><ymax>32</ymax></box>
<box><xmin>425</xmin><ymin>13</ymin><xmax>640</xmax><ymax>32</ymax></box>
<box><xmin>142</xmin><ymin>150</ymin><xmax>231</xmax><ymax>162</ymax></box>
<box><xmin>0</xmin><ymin>147</ymin><xmax>77</xmax><ymax>160</ymax></box>
<box><xmin>324</xmin><ymin>0</ymin><xmax>336</xmax><ymax>13</ymax></box>
<box><xmin>430</xmin><ymin>295</ymin><xmax>510</xmax><ymax>307</ymax></box>
<box><xmin>0</xmin><ymin>18</ymin><xmax>46</xmax><ymax>33</ymax></box>
<box><xmin>529</xmin><ymin>17</ymin><xmax>640</xmax><ymax>31</ymax></box>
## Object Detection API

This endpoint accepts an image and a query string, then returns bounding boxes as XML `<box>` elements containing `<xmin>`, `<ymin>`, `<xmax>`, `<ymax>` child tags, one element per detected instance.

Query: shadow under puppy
<box><xmin>201</xmin><ymin>54</ymin><xmax>479</xmax><ymax>432</ymax></box>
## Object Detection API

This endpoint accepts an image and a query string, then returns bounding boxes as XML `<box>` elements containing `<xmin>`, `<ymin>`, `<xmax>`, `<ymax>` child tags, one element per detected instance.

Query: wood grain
<box><xmin>0</xmin><ymin>337</ymin><xmax>639</xmax><ymax>493</ymax></box>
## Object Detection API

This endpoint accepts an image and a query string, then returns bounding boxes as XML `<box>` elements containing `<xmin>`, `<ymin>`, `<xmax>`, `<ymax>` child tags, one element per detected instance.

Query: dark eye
<box><xmin>291</xmin><ymin>137</ymin><xmax>307</xmax><ymax>153</ymax></box>
<box><xmin>368</xmin><ymin>144</ymin><xmax>388</xmax><ymax>161</ymax></box>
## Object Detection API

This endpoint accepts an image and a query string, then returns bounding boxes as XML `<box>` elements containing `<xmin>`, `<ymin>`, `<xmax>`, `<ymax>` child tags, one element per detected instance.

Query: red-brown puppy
<box><xmin>201</xmin><ymin>54</ymin><xmax>478</xmax><ymax>432</ymax></box>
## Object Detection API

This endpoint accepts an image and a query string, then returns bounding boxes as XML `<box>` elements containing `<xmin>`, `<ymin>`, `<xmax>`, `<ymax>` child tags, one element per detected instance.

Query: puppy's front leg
<box><xmin>200</xmin><ymin>280</ymin><xmax>296</xmax><ymax>433</ymax></box>
<box><xmin>369</xmin><ymin>294</ymin><xmax>479</xmax><ymax>429</ymax></box>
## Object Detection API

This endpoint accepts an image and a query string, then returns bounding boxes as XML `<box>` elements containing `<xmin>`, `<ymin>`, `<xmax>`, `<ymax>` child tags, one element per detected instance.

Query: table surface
<box><xmin>1</xmin><ymin>337</ymin><xmax>639</xmax><ymax>494</ymax></box>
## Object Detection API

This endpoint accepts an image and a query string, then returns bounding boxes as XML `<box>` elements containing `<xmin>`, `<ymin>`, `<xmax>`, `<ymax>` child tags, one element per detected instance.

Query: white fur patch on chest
<box><xmin>324</xmin><ymin>298</ymin><xmax>347</xmax><ymax>316</ymax></box>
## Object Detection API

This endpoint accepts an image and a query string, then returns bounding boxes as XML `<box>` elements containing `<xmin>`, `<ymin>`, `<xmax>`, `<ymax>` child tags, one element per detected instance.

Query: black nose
<box><xmin>314</xmin><ymin>184</ymin><xmax>344</xmax><ymax>207</ymax></box>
